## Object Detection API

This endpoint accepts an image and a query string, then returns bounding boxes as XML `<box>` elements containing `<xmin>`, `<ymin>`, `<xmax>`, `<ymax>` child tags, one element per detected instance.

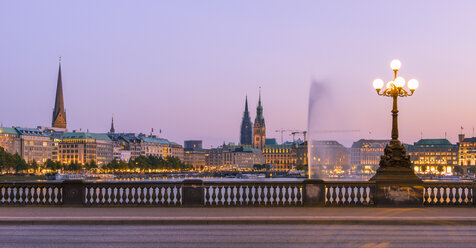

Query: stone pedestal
<box><xmin>302</xmin><ymin>179</ymin><xmax>325</xmax><ymax>206</ymax></box>
<box><xmin>375</xmin><ymin>182</ymin><xmax>423</xmax><ymax>207</ymax></box>
<box><xmin>182</xmin><ymin>179</ymin><xmax>204</xmax><ymax>206</ymax></box>
<box><xmin>62</xmin><ymin>180</ymin><xmax>85</xmax><ymax>206</ymax></box>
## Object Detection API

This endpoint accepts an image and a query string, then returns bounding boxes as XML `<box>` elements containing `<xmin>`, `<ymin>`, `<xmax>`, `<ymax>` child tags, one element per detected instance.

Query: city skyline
<box><xmin>2</xmin><ymin>1</ymin><xmax>476</xmax><ymax>147</ymax></box>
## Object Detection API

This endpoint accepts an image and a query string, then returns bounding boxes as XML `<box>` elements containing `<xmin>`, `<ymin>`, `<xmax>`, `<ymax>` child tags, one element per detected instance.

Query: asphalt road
<box><xmin>1</xmin><ymin>225</ymin><xmax>475</xmax><ymax>248</ymax></box>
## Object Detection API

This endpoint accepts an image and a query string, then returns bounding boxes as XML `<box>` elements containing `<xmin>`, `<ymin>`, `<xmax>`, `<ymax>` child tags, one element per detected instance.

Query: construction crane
<box><xmin>291</xmin><ymin>130</ymin><xmax>359</xmax><ymax>142</ymax></box>
<box><xmin>291</xmin><ymin>131</ymin><xmax>307</xmax><ymax>143</ymax></box>
<box><xmin>275</xmin><ymin>129</ymin><xmax>296</xmax><ymax>144</ymax></box>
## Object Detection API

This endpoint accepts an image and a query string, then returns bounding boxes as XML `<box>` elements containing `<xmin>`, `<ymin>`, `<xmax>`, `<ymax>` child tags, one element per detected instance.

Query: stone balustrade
<box><xmin>0</xmin><ymin>179</ymin><xmax>474</xmax><ymax>207</ymax></box>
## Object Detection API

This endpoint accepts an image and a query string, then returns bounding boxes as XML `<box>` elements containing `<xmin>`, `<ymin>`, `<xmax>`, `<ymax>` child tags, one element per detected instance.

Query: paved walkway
<box><xmin>1</xmin><ymin>207</ymin><xmax>476</xmax><ymax>225</ymax></box>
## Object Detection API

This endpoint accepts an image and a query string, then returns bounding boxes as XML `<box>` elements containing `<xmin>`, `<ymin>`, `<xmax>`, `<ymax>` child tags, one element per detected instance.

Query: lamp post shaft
<box><xmin>391</xmin><ymin>95</ymin><xmax>399</xmax><ymax>141</ymax></box>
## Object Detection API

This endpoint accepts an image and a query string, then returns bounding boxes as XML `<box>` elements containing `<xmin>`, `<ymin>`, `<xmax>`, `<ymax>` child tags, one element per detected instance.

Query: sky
<box><xmin>1</xmin><ymin>0</ymin><xmax>476</xmax><ymax>148</ymax></box>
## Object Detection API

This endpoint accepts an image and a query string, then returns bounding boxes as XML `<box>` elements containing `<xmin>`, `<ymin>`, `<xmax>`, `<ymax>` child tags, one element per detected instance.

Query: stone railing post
<box><xmin>182</xmin><ymin>179</ymin><xmax>204</xmax><ymax>206</ymax></box>
<box><xmin>302</xmin><ymin>179</ymin><xmax>325</xmax><ymax>206</ymax></box>
<box><xmin>62</xmin><ymin>180</ymin><xmax>85</xmax><ymax>206</ymax></box>
<box><xmin>374</xmin><ymin>179</ymin><xmax>423</xmax><ymax>207</ymax></box>
<box><xmin>473</xmin><ymin>180</ymin><xmax>476</xmax><ymax>206</ymax></box>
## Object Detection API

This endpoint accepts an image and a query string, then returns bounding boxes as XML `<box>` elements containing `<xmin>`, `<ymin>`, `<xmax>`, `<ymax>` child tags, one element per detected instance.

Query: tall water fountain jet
<box><xmin>307</xmin><ymin>80</ymin><xmax>366</xmax><ymax>180</ymax></box>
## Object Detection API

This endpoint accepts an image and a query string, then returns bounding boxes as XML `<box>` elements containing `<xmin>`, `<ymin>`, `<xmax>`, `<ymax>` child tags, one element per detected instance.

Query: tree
<box><xmin>85</xmin><ymin>161</ymin><xmax>98</xmax><ymax>171</ymax></box>
<box><xmin>453</xmin><ymin>165</ymin><xmax>464</xmax><ymax>175</ymax></box>
<box><xmin>14</xmin><ymin>153</ymin><xmax>28</xmax><ymax>173</ymax></box>
<box><xmin>437</xmin><ymin>165</ymin><xmax>445</xmax><ymax>174</ymax></box>
<box><xmin>420</xmin><ymin>165</ymin><xmax>427</xmax><ymax>173</ymax></box>
<box><xmin>29</xmin><ymin>160</ymin><xmax>40</xmax><ymax>172</ymax></box>
<box><xmin>468</xmin><ymin>166</ymin><xmax>476</xmax><ymax>175</ymax></box>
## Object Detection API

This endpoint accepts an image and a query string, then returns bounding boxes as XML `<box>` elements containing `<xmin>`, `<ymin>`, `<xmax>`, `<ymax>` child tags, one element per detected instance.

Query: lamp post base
<box><xmin>370</xmin><ymin>141</ymin><xmax>423</xmax><ymax>207</ymax></box>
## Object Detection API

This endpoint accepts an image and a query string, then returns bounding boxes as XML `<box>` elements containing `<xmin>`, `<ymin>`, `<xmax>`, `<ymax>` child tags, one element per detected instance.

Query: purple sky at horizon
<box><xmin>1</xmin><ymin>1</ymin><xmax>476</xmax><ymax>148</ymax></box>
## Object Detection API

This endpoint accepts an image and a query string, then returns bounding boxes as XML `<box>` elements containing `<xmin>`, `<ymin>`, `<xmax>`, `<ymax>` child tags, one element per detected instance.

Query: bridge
<box><xmin>1</xmin><ymin>179</ymin><xmax>475</xmax><ymax>247</ymax></box>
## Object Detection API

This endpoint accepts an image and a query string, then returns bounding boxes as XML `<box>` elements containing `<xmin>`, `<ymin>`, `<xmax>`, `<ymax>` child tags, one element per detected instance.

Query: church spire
<box><xmin>109</xmin><ymin>115</ymin><xmax>115</xmax><ymax>134</ymax></box>
<box><xmin>52</xmin><ymin>58</ymin><xmax>67</xmax><ymax>129</ymax></box>
<box><xmin>253</xmin><ymin>87</ymin><xmax>266</xmax><ymax>150</ymax></box>
<box><xmin>240</xmin><ymin>95</ymin><xmax>252</xmax><ymax>145</ymax></box>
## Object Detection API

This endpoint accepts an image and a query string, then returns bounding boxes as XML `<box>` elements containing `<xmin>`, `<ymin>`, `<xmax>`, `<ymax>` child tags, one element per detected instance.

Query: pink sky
<box><xmin>1</xmin><ymin>1</ymin><xmax>476</xmax><ymax>147</ymax></box>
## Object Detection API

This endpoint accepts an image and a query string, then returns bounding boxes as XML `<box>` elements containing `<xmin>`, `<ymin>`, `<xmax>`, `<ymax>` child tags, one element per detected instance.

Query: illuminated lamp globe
<box><xmin>394</xmin><ymin>77</ymin><xmax>405</xmax><ymax>88</ymax></box>
<box><xmin>373</xmin><ymin>79</ymin><xmax>384</xmax><ymax>90</ymax></box>
<box><xmin>390</xmin><ymin>59</ymin><xmax>402</xmax><ymax>71</ymax></box>
<box><xmin>386</xmin><ymin>81</ymin><xmax>393</xmax><ymax>89</ymax></box>
<box><xmin>408</xmin><ymin>79</ymin><xmax>419</xmax><ymax>90</ymax></box>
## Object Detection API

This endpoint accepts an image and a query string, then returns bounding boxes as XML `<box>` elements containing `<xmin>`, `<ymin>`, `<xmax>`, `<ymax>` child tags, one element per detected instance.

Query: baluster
<box><xmin>19</xmin><ymin>186</ymin><xmax>26</xmax><ymax>204</ymax></box>
<box><xmin>14</xmin><ymin>187</ymin><xmax>20</xmax><ymax>204</ymax></box>
<box><xmin>203</xmin><ymin>186</ymin><xmax>210</xmax><ymax>205</ymax></box>
<box><xmin>137</xmin><ymin>186</ymin><xmax>143</xmax><ymax>204</ymax></box>
<box><xmin>441</xmin><ymin>187</ymin><xmax>448</xmax><ymax>205</ymax></box>
<box><xmin>261</xmin><ymin>185</ymin><xmax>268</xmax><ymax>205</ymax></box>
<box><xmin>234</xmin><ymin>186</ymin><xmax>240</xmax><ymax>206</ymax></box>
<box><xmin>448</xmin><ymin>186</ymin><xmax>455</xmax><ymax>205</ymax></box>
<box><xmin>176</xmin><ymin>185</ymin><xmax>182</xmax><ymax>205</ymax></box>
<box><xmin>423</xmin><ymin>186</ymin><xmax>429</xmax><ymax>205</ymax></box>
<box><xmin>434</xmin><ymin>187</ymin><xmax>441</xmax><ymax>205</ymax></box>
<box><xmin>468</xmin><ymin>186</ymin><xmax>473</xmax><ymax>206</ymax></box>
<box><xmin>38</xmin><ymin>187</ymin><xmax>44</xmax><ymax>204</ymax></box>
<box><xmin>251</xmin><ymin>185</ymin><xmax>258</xmax><ymax>205</ymax></box>
<box><xmin>90</xmin><ymin>186</ymin><xmax>97</xmax><ymax>204</ymax></box>
<box><xmin>282</xmin><ymin>185</ymin><xmax>289</xmax><ymax>205</ymax></box>
<box><xmin>264</xmin><ymin>185</ymin><xmax>271</xmax><ymax>205</ymax></box>
<box><xmin>337</xmin><ymin>185</ymin><xmax>344</xmax><ymax>206</ymax></box>
<box><xmin>350</xmin><ymin>186</ymin><xmax>356</xmax><ymax>205</ymax></box>
<box><xmin>84</xmin><ymin>187</ymin><xmax>91</xmax><ymax>204</ymax></box>
<box><xmin>429</xmin><ymin>187</ymin><xmax>436</xmax><ymax>206</ymax></box>
<box><xmin>277</xmin><ymin>185</ymin><xmax>283</xmax><ymax>205</ymax></box>
<box><xmin>272</xmin><ymin>185</ymin><xmax>279</xmax><ymax>206</ymax></box>
<box><xmin>362</xmin><ymin>186</ymin><xmax>368</xmax><ymax>205</ymax></box>
<box><xmin>209</xmin><ymin>186</ymin><xmax>215</xmax><ymax>205</ymax></box>
<box><xmin>297</xmin><ymin>186</ymin><xmax>302</xmax><ymax>205</ymax></box>
<box><xmin>149</xmin><ymin>186</ymin><xmax>156</xmax><ymax>205</ymax></box>
<box><xmin>44</xmin><ymin>187</ymin><xmax>51</xmax><ymax>204</ymax></box>
<box><xmin>97</xmin><ymin>187</ymin><xmax>104</xmax><ymax>204</ymax></box>
<box><xmin>223</xmin><ymin>185</ymin><xmax>229</xmax><ymax>206</ymax></box>
<box><xmin>104</xmin><ymin>185</ymin><xmax>110</xmax><ymax>205</ymax></box>
<box><xmin>217</xmin><ymin>186</ymin><xmax>223</xmax><ymax>205</ymax></box>
<box><xmin>162</xmin><ymin>186</ymin><xmax>168</xmax><ymax>205</ymax></box>
<box><xmin>461</xmin><ymin>187</ymin><xmax>468</xmax><ymax>205</ymax></box>
<box><xmin>170</xmin><ymin>186</ymin><xmax>176</xmax><ymax>205</ymax></box>
<box><xmin>456</xmin><ymin>187</ymin><xmax>463</xmax><ymax>205</ymax></box>
<box><xmin>58</xmin><ymin>187</ymin><xmax>63</xmax><ymax>204</ymax></box>
<box><xmin>0</xmin><ymin>186</ymin><xmax>4</xmax><ymax>204</ymax></box>
<box><xmin>242</xmin><ymin>185</ymin><xmax>248</xmax><ymax>205</ymax></box>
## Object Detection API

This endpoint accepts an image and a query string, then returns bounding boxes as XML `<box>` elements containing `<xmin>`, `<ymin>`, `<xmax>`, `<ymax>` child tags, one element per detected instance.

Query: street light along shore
<box><xmin>370</xmin><ymin>59</ymin><xmax>421</xmax><ymax>182</ymax></box>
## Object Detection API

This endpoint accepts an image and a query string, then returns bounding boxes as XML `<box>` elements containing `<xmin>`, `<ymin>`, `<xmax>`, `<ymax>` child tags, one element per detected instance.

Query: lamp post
<box><xmin>370</xmin><ymin>59</ymin><xmax>421</xmax><ymax>182</ymax></box>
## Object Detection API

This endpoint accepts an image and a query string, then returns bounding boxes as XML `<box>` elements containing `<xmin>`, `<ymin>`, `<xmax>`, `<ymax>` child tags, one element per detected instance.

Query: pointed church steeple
<box><xmin>109</xmin><ymin>116</ymin><xmax>115</xmax><ymax>134</ymax></box>
<box><xmin>253</xmin><ymin>87</ymin><xmax>266</xmax><ymax>150</ymax></box>
<box><xmin>52</xmin><ymin>58</ymin><xmax>67</xmax><ymax>129</ymax></box>
<box><xmin>240</xmin><ymin>95</ymin><xmax>252</xmax><ymax>145</ymax></box>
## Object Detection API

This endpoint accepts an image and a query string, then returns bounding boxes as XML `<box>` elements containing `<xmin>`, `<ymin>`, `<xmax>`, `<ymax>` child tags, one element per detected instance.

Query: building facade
<box><xmin>58</xmin><ymin>132</ymin><xmax>113</xmax><ymax>166</ymax></box>
<box><xmin>351</xmin><ymin>139</ymin><xmax>390</xmax><ymax>174</ymax></box>
<box><xmin>408</xmin><ymin>139</ymin><xmax>457</xmax><ymax>175</ymax></box>
<box><xmin>205</xmin><ymin>144</ymin><xmax>265</xmax><ymax>170</ymax></box>
<box><xmin>0</xmin><ymin>127</ymin><xmax>21</xmax><ymax>155</ymax></box>
<box><xmin>262</xmin><ymin>139</ymin><xmax>296</xmax><ymax>171</ymax></box>
<box><xmin>458</xmin><ymin>135</ymin><xmax>476</xmax><ymax>172</ymax></box>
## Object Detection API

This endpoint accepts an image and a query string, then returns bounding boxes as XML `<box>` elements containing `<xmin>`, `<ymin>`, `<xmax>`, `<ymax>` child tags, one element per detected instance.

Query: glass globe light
<box><xmin>373</xmin><ymin>79</ymin><xmax>384</xmax><ymax>90</ymax></box>
<box><xmin>390</xmin><ymin>59</ymin><xmax>402</xmax><ymax>71</ymax></box>
<box><xmin>394</xmin><ymin>77</ymin><xmax>405</xmax><ymax>88</ymax></box>
<box><xmin>408</xmin><ymin>79</ymin><xmax>419</xmax><ymax>90</ymax></box>
<box><xmin>386</xmin><ymin>81</ymin><xmax>393</xmax><ymax>89</ymax></box>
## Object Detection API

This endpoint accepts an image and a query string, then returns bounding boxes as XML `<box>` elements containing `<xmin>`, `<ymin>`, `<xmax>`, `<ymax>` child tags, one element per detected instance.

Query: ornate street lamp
<box><xmin>370</xmin><ymin>59</ymin><xmax>421</xmax><ymax>182</ymax></box>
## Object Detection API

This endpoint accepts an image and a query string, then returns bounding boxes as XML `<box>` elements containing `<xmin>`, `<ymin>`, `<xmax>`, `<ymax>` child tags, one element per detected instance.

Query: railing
<box><xmin>0</xmin><ymin>182</ymin><xmax>62</xmax><ymax>205</ymax></box>
<box><xmin>0</xmin><ymin>179</ymin><xmax>474</xmax><ymax>207</ymax></box>
<box><xmin>203</xmin><ymin>181</ymin><xmax>303</xmax><ymax>206</ymax></box>
<box><xmin>84</xmin><ymin>182</ymin><xmax>182</xmax><ymax>206</ymax></box>
<box><xmin>423</xmin><ymin>182</ymin><xmax>474</xmax><ymax>206</ymax></box>
<box><xmin>324</xmin><ymin>182</ymin><xmax>375</xmax><ymax>206</ymax></box>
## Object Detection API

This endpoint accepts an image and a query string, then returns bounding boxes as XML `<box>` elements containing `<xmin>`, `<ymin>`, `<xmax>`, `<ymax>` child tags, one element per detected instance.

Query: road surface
<box><xmin>1</xmin><ymin>224</ymin><xmax>475</xmax><ymax>248</ymax></box>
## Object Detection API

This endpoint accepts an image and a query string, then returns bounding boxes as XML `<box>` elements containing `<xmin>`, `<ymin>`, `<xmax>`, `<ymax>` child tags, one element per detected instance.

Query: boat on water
<box><xmin>241</xmin><ymin>174</ymin><xmax>266</xmax><ymax>179</ymax></box>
